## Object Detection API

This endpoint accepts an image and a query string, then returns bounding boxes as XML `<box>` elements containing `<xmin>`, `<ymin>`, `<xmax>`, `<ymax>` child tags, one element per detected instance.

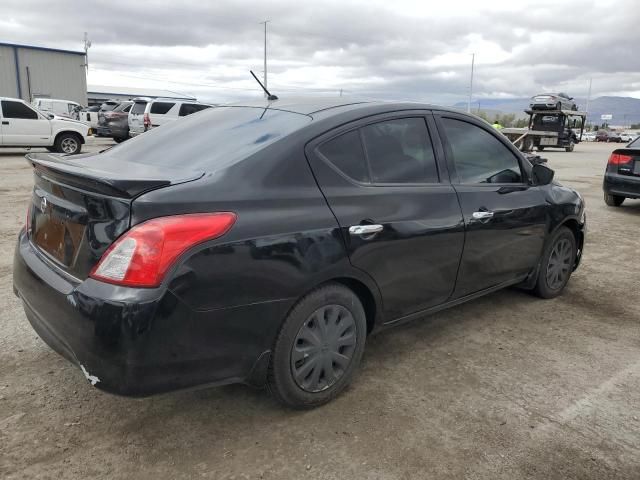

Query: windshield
<box><xmin>101</xmin><ymin>106</ymin><xmax>312</xmax><ymax>171</ymax></box>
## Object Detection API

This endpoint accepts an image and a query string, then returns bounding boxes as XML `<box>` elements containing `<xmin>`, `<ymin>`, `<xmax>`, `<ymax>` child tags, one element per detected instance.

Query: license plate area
<box><xmin>32</xmin><ymin>191</ymin><xmax>87</xmax><ymax>268</ymax></box>
<box><xmin>540</xmin><ymin>137</ymin><xmax>557</xmax><ymax>146</ymax></box>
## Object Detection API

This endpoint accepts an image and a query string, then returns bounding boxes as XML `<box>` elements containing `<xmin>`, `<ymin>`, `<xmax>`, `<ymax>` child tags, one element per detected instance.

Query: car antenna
<box><xmin>250</xmin><ymin>70</ymin><xmax>278</xmax><ymax>101</ymax></box>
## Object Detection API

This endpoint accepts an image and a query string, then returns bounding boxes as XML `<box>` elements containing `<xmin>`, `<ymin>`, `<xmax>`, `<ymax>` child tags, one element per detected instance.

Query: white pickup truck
<box><xmin>0</xmin><ymin>97</ymin><xmax>89</xmax><ymax>154</ymax></box>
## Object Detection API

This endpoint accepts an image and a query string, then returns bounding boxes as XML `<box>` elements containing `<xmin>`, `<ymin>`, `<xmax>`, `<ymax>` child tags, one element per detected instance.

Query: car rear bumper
<box><xmin>13</xmin><ymin>230</ymin><xmax>287</xmax><ymax>396</ymax></box>
<box><xmin>604</xmin><ymin>173</ymin><xmax>640</xmax><ymax>198</ymax></box>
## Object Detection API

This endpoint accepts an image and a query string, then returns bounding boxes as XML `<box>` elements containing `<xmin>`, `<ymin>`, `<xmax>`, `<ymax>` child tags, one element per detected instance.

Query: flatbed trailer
<box><xmin>502</xmin><ymin>109</ymin><xmax>587</xmax><ymax>152</ymax></box>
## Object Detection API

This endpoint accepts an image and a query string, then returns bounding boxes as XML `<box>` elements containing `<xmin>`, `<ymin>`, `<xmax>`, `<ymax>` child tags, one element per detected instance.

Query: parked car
<box><xmin>603</xmin><ymin>136</ymin><xmax>640</xmax><ymax>206</ymax></box>
<box><xmin>128</xmin><ymin>98</ymin><xmax>211</xmax><ymax>137</ymax></box>
<box><xmin>97</xmin><ymin>101</ymin><xmax>132</xmax><ymax>142</ymax></box>
<box><xmin>620</xmin><ymin>133</ymin><xmax>637</xmax><ymax>143</ymax></box>
<box><xmin>608</xmin><ymin>132</ymin><xmax>623</xmax><ymax>143</ymax></box>
<box><xmin>581</xmin><ymin>131</ymin><xmax>597</xmax><ymax>142</ymax></box>
<box><xmin>1</xmin><ymin>97</ymin><xmax>88</xmax><ymax>154</ymax></box>
<box><xmin>529</xmin><ymin>93</ymin><xmax>578</xmax><ymax>111</ymax></box>
<box><xmin>32</xmin><ymin>98</ymin><xmax>83</xmax><ymax>120</ymax></box>
<box><xmin>127</xmin><ymin>97</ymin><xmax>152</xmax><ymax>137</ymax></box>
<box><xmin>13</xmin><ymin>98</ymin><xmax>586</xmax><ymax>408</ymax></box>
<box><xmin>595</xmin><ymin>130</ymin><xmax>611</xmax><ymax>142</ymax></box>
<box><xmin>80</xmin><ymin>105</ymin><xmax>101</xmax><ymax>132</ymax></box>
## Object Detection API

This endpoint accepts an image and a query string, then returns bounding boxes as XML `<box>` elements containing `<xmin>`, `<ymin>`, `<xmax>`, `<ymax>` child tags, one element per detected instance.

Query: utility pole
<box><xmin>260</xmin><ymin>21</ymin><xmax>269</xmax><ymax>97</ymax></box>
<box><xmin>467</xmin><ymin>53</ymin><xmax>475</xmax><ymax>113</ymax></box>
<box><xmin>585</xmin><ymin>77</ymin><xmax>592</xmax><ymax>125</ymax></box>
<box><xmin>83</xmin><ymin>32</ymin><xmax>91</xmax><ymax>75</ymax></box>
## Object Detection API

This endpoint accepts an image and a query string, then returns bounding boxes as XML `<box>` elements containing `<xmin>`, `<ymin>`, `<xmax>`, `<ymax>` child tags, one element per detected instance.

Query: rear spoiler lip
<box><xmin>25</xmin><ymin>152</ymin><xmax>204</xmax><ymax>199</ymax></box>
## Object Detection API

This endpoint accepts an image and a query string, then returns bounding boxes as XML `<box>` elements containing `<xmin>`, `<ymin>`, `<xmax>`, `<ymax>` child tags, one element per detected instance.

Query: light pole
<box><xmin>467</xmin><ymin>53</ymin><xmax>475</xmax><ymax>113</ymax></box>
<box><xmin>260</xmin><ymin>20</ymin><xmax>270</xmax><ymax>97</ymax></box>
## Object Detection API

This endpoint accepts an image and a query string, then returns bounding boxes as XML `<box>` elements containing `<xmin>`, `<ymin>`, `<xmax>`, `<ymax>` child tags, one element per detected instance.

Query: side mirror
<box><xmin>531</xmin><ymin>163</ymin><xmax>554</xmax><ymax>186</ymax></box>
<box><xmin>46</xmin><ymin>113</ymin><xmax>55</xmax><ymax>120</ymax></box>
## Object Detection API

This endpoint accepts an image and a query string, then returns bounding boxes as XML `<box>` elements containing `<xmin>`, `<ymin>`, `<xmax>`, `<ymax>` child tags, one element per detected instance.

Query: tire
<box><xmin>113</xmin><ymin>137</ymin><xmax>127</xmax><ymax>143</ymax></box>
<box><xmin>565</xmin><ymin>140</ymin><xmax>575</xmax><ymax>152</ymax></box>
<box><xmin>533</xmin><ymin>226</ymin><xmax>576</xmax><ymax>299</ymax></box>
<box><xmin>537</xmin><ymin>146</ymin><xmax>545</xmax><ymax>152</ymax></box>
<box><xmin>267</xmin><ymin>283</ymin><xmax>367</xmax><ymax>408</ymax></box>
<box><xmin>54</xmin><ymin>132</ymin><xmax>82</xmax><ymax>154</ymax></box>
<box><xmin>604</xmin><ymin>193</ymin><xmax>625</xmax><ymax>207</ymax></box>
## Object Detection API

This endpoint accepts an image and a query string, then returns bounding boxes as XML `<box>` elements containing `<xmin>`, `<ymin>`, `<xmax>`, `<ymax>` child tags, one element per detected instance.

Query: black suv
<box><xmin>13</xmin><ymin>99</ymin><xmax>586</xmax><ymax>408</ymax></box>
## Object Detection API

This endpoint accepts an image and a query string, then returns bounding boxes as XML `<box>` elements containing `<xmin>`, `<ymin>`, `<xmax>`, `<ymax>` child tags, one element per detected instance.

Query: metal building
<box><xmin>0</xmin><ymin>42</ymin><xmax>87</xmax><ymax>106</ymax></box>
<box><xmin>87</xmin><ymin>85</ymin><xmax>197</xmax><ymax>106</ymax></box>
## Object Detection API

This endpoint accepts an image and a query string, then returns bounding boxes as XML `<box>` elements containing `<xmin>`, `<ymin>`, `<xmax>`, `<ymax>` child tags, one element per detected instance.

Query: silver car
<box><xmin>530</xmin><ymin>93</ymin><xmax>577</xmax><ymax>111</ymax></box>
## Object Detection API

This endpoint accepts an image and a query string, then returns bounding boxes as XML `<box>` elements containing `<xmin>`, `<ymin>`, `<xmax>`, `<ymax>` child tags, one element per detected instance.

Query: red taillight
<box><xmin>143</xmin><ymin>113</ymin><xmax>151</xmax><ymax>129</ymax></box>
<box><xmin>90</xmin><ymin>213</ymin><xmax>237</xmax><ymax>288</ymax></box>
<box><xmin>608</xmin><ymin>153</ymin><xmax>633</xmax><ymax>165</ymax></box>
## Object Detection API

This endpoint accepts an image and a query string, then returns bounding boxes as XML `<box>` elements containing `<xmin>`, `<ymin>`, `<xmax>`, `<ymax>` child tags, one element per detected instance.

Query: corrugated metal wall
<box><xmin>0</xmin><ymin>44</ymin><xmax>87</xmax><ymax>105</ymax></box>
<box><xmin>0</xmin><ymin>45</ymin><xmax>19</xmax><ymax>97</ymax></box>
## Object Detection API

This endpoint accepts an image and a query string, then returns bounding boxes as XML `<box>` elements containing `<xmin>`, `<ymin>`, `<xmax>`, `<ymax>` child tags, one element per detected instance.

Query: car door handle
<box><xmin>1</xmin><ymin>121</ymin><xmax>8</xmax><ymax>125</ymax></box>
<box><xmin>472</xmin><ymin>211</ymin><xmax>494</xmax><ymax>220</ymax></box>
<box><xmin>349</xmin><ymin>224</ymin><xmax>384</xmax><ymax>236</ymax></box>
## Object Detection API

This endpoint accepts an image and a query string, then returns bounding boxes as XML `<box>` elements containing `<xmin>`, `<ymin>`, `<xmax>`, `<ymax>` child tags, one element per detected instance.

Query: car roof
<box><xmin>223</xmin><ymin>96</ymin><xmax>454</xmax><ymax>117</ymax></box>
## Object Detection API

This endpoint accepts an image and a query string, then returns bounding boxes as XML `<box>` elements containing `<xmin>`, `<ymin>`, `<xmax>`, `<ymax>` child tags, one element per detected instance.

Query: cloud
<box><xmin>2</xmin><ymin>0</ymin><xmax>639</xmax><ymax>103</ymax></box>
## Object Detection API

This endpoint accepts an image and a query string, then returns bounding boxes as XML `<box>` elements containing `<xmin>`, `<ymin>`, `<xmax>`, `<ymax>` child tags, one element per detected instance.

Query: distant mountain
<box><xmin>454</xmin><ymin>96</ymin><xmax>640</xmax><ymax>125</ymax></box>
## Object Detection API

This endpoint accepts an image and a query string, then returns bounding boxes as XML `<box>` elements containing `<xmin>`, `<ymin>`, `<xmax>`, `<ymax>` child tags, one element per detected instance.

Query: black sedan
<box><xmin>603</xmin><ymin>135</ymin><xmax>640</xmax><ymax>206</ymax></box>
<box><xmin>13</xmin><ymin>99</ymin><xmax>586</xmax><ymax>408</ymax></box>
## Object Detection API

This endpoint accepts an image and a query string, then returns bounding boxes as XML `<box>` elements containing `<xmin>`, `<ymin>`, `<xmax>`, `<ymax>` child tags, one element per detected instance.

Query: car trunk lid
<box><xmin>26</xmin><ymin>152</ymin><xmax>204</xmax><ymax>280</ymax></box>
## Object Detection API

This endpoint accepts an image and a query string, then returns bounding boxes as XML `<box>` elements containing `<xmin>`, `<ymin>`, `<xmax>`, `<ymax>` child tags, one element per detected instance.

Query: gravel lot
<box><xmin>1</xmin><ymin>139</ymin><xmax>639</xmax><ymax>479</ymax></box>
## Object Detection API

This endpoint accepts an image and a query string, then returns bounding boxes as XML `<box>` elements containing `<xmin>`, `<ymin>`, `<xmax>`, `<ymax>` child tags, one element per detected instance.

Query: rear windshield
<box><xmin>100</xmin><ymin>102</ymin><xmax>118</xmax><ymax>111</ymax></box>
<box><xmin>131</xmin><ymin>102</ymin><xmax>147</xmax><ymax>114</ymax></box>
<box><xmin>113</xmin><ymin>102</ymin><xmax>132</xmax><ymax>112</ymax></box>
<box><xmin>103</xmin><ymin>106</ymin><xmax>312</xmax><ymax>171</ymax></box>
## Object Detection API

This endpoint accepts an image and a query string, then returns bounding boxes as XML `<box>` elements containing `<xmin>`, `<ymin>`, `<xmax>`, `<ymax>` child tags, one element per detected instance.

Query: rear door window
<box><xmin>179</xmin><ymin>103</ymin><xmax>210</xmax><ymax>116</ymax></box>
<box><xmin>1</xmin><ymin>100</ymin><xmax>38</xmax><ymax>119</ymax></box>
<box><xmin>361</xmin><ymin>118</ymin><xmax>438</xmax><ymax>184</ymax></box>
<box><xmin>318</xmin><ymin>130</ymin><xmax>369</xmax><ymax>183</ymax></box>
<box><xmin>442</xmin><ymin>118</ymin><xmax>523</xmax><ymax>184</ymax></box>
<box><xmin>131</xmin><ymin>102</ymin><xmax>147</xmax><ymax>115</ymax></box>
<box><xmin>150</xmin><ymin>102</ymin><xmax>175</xmax><ymax>115</ymax></box>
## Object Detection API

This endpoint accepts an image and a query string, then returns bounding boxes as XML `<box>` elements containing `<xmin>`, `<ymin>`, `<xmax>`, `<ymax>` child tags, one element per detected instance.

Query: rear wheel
<box><xmin>54</xmin><ymin>132</ymin><xmax>82</xmax><ymax>154</ymax></box>
<box><xmin>113</xmin><ymin>137</ymin><xmax>127</xmax><ymax>143</ymax></box>
<box><xmin>533</xmin><ymin>226</ymin><xmax>576</xmax><ymax>299</ymax></box>
<box><xmin>565</xmin><ymin>140</ymin><xmax>575</xmax><ymax>152</ymax></box>
<box><xmin>537</xmin><ymin>146</ymin><xmax>545</xmax><ymax>152</ymax></box>
<box><xmin>267</xmin><ymin>284</ymin><xmax>367</xmax><ymax>408</ymax></box>
<box><xmin>604</xmin><ymin>193</ymin><xmax>625</xmax><ymax>207</ymax></box>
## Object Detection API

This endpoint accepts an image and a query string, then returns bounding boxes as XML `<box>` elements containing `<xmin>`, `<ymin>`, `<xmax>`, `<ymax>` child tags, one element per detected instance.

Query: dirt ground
<box><xmin>1</xmin><ymin>139</ymin><xmax>639</xmax><ymax>480</ymax></box>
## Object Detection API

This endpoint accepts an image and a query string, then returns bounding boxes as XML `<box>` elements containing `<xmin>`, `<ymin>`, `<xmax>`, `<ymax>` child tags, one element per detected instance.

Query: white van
<box><xmin>128</xmin><ymin>98</ymin><xmax>211</xmax><ymax>137</ymax></box>
<box><xmin>32</xmin><ymin>98</ymin><xmax>83</xmax><ymax>120</ymax></box>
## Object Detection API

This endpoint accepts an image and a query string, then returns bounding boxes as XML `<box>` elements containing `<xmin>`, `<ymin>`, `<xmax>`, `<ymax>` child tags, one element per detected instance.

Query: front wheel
<box><xmin>604</xmin><ymin>193</ymin><xmax>625</xmax><ymax>207</ymax></box>
<box><xmin>533</xmin><ymin>226</ymin><xmax>576</xmax><ymax>299</ymax></box>
<box><xmin>113</xmin><ymin>136</ymin><xmax>127</xmax><ymax>143</ymax></box>
<box><xmin>267</xmin><ymin>284</ymin><xmax>367</xmax><ymax>408</ymax></box>
<box><xmin>54</xmin><ymin>133</ymin><xmax>82</xmax><ymax>154</ymax></box>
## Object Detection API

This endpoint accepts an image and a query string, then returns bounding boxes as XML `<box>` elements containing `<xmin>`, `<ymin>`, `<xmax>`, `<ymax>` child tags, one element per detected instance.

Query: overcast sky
<box><xmin>2</xmin><ymin>0</ymin><xmax>639</xmax><ymax>104</ymax></box>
